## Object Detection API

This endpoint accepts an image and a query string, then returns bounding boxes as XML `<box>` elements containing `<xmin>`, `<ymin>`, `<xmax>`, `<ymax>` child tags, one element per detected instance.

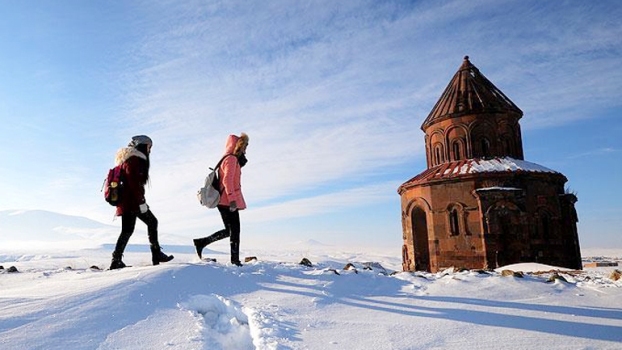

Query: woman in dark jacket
<box><xmin>193</xmin><ymin>133</ymin><xmax>249</xmax><ymax>266</ymax></box>
<box><xmin>110</xmin><ymin>135</ymin><xmax>173</xmax><ymax>270</ymax></box>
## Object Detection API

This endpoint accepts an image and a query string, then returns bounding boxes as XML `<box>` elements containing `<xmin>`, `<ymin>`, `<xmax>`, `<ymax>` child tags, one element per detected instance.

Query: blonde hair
<box><xmin>234</xmin><ymin>133</ymin><xmax>249</xmax><ymax>156</ymax></box>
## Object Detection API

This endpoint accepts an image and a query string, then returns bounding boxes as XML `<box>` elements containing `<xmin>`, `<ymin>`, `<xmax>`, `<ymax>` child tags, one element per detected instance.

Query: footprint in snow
<box><xmin>180</xmin><ymin>294</ymin><xmax>255</xmax><ymax>350</ymax></box>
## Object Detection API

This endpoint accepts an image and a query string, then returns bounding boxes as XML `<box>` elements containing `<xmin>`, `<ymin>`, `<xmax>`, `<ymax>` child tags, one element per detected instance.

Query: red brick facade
<box><xmin>398</xmin><ymin>57</ymin><xmax>582</xmax><ymax>272</ymax></box>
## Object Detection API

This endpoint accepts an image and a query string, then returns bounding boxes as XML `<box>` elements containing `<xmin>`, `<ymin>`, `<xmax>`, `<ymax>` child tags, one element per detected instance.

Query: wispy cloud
<box><xmin>244</xmin><ymin>180</ymin><xmax>399</xmax><ymax>223</ymax></box>
<box><xmin>2</xmin><ymin>0</ymin><xmax>621</xmax><ymax>245</ymax></box>
<box><xmin>567</xmin><ymin>147</ymin><xmax>618</xmax><ymax>159</ymax></box>
<box><xmin>103</xmin><ymin>0</ymin><xmax>622</xmax><ymax>234</ymax></box>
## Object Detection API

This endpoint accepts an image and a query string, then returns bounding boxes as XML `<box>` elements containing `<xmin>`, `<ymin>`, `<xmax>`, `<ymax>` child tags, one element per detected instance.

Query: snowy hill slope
<box><xmin>1</xmin><ymin>248</ymin><xmax>621</xmax><ymax>350</ymax></box>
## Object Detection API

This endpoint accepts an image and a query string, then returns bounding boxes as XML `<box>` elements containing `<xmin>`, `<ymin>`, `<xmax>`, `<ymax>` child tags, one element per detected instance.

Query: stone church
<box><xmin>398</xmin><ymin>56</ymin><xmax>582</xmax><ymax>272</ymax></box>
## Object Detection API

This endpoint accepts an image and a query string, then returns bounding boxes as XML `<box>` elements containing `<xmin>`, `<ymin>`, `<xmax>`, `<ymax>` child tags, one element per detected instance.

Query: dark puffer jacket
<box><xmin>114</xmin><ymin>147</ymin><xmax>148</xmax><ymax>216</ymax></box>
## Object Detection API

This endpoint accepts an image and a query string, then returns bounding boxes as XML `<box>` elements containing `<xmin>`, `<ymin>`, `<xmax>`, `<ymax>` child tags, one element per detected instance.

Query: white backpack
<box><xmin>197</xmin><ymin>155</ymin><xmax>232</xmax><ymax>208</ymax></box>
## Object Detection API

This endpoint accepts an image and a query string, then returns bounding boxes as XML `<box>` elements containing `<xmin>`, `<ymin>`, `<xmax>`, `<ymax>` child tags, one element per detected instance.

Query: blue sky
<box><xmin>0</xmin><ymin>0</ymin><xmax>620</xmax><ymax>250</ymax></box>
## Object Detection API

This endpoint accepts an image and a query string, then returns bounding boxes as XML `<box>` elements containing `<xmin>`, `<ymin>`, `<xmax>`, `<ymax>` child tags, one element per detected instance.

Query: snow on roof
<box><xmin>399</xmin><ymin>157</ymin><xmax>561</xmax><ymax>191</ymax></box>
<box><xmin>475</xmin><ymin>186</ymin><xmax>523</xmax><ymax>192</ymax></box>
<box><xmin>455</xmin><ymin>157</ymin><xmax>557</xmax><ymax>175</ymax></box>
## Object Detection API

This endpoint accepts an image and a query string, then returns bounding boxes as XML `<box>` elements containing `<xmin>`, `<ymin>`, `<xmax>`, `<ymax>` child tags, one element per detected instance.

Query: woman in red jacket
<box><xmin>110</xmin><ymin>135</ymin><xmax>173</xmax><ymax>270</ymax></box>
<box><xmin>193</xmin><ymin>133</ymin><xmax>249</xmax><ymax>266</ymax></box>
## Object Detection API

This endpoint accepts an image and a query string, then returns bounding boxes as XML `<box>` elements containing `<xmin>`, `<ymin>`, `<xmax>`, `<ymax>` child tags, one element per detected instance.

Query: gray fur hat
<box><xmin>128</xmin><ymin>135</ymin><xmax>153</xmax><ymax>148</ymax></box>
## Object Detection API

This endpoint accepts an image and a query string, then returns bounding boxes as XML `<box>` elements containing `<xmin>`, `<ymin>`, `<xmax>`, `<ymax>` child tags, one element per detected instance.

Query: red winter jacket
<box><xmin>114</xmin><ymin>148</ymin><xmax>148</xmax><ymax>216</ymax></box>
<box><xmin>218</xmin><ymin>135</ymin><xmax>247</xmax><ymax>210</ymax></box>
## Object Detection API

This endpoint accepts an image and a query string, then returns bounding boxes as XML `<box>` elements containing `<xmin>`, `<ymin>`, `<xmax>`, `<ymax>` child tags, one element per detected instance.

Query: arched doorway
<box><xmin>411</xmin><ymin>207</ymin><xmax>431</xmax><ymax>271</ymax></box>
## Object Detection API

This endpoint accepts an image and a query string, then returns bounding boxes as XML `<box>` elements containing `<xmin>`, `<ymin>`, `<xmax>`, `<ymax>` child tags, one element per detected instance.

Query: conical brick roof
<box><xmin>421</xmin><ymin>56</ymin><xmax>522</xmax><ymax>130</ymax></box>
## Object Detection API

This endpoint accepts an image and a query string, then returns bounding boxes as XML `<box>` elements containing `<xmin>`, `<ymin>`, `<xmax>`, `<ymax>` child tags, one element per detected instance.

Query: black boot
<box><xmin>193</xmin><ymin>237</ymin><xmax>210</xmax><ymax>259</ymax></box>
<box><xmin>151</xmin><ymin>245</ymin><xmax>174</xmax><ymax>266</ymax></box>
<box><xmin>230</xmin><ymin>242</ymin><xmax>242</xmax><ymax>266</ymax></box>
<box><xmin>110</xmin><ymin>252</ymin><xmax>126</xmax><ymax>270</ymax></box>
<box><xmin>193</xmin><ymin>229</ymin><xmax>228</xmax><ymax>259</ymax></box>
<box><xmin>111</xmin><ymin>231</ymin><xmax>131</xmax><ymax>270</ymax></box>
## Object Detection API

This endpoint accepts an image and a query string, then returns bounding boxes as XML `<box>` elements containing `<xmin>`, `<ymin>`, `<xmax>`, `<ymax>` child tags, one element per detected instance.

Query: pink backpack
<box><xmin>103</xmin><ymin>165</ymin><xmax>124</xmax><ymax>206</ymax></box>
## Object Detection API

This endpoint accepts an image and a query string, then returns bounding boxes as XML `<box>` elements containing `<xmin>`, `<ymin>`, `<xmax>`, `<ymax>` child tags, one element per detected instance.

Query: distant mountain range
<box><xmin>0</xmin><ymin>210</ymin><xmax>117</xmax><ymax>242</ymax></box>
<box><xmin>0</xmin><ymin>210</ymin><xmax>213</xmax><ymax>253</ymax></box>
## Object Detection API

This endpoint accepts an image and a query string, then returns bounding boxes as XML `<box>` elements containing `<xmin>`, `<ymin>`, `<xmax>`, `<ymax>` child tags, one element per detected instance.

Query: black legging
<box><xmin>218</xmin><ymin>205</ymin><xmax>240</xmax><ymax>244</ymax></box>
<box><xmin>200</xmin><ymin>205</ymin><xmax>241</xmax><ymax>263</ymax></box>
<box><xmin>193</xmin><ymin>205</ymin><xmax>241</xmax><ymax>263</ymax></box>
<box><xmin>113</xmin><ymin>210</ymin><xmax>159</xmax><ymax>257</ymax></box>
<box><xmin>206</xmin><ymin>206</ymin><xmax>240</xmax><ymax>242</ymax></box>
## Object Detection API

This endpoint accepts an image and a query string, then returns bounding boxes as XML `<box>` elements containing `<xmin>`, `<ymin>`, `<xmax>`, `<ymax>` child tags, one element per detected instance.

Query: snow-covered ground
<box><xmin>1</xmin><ymin>245</ymin><xmax>620</xmax><ymax>350</ymax></box>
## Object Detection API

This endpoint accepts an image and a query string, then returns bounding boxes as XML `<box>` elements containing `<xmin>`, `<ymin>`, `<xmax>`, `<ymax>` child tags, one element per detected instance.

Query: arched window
<box><xmin>540</xmin><ymin>212</ymin><xmax>551</xmax><ymax>239</ymax></box>
<box><xmin>434</xmin><ymin>144</ymin><xmax>443</xmax><ymax>166</ymax></box>
<box><xmin>453</xmin><ymin>141</ymin><xmax>462</xmax><ymax>161</ymax></box>
<box><xmin>502</xmin><ymin>138</ymin><xmax>512</xmax><ymax>156</ymax></box>
<box><xmin>480</xmin><ymin>138</ymin><xmax>491</xmax><ymax>158</ymax></box>
<box><xmin>449</xmin><ymin>208</ymin><xmax>460</xmax><ymax>236</ymax></box>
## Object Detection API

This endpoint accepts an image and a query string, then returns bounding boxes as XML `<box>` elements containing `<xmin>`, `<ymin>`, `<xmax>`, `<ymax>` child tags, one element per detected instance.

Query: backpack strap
<box><xmin>212</xmin><ymin>154</ymin><xmax>235</xmax><ymax>171</ymax></box>
<box><xmin>209</xmin><ymin>154</ymin><xmax>236</xmax><ymax>195</ymax></box>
